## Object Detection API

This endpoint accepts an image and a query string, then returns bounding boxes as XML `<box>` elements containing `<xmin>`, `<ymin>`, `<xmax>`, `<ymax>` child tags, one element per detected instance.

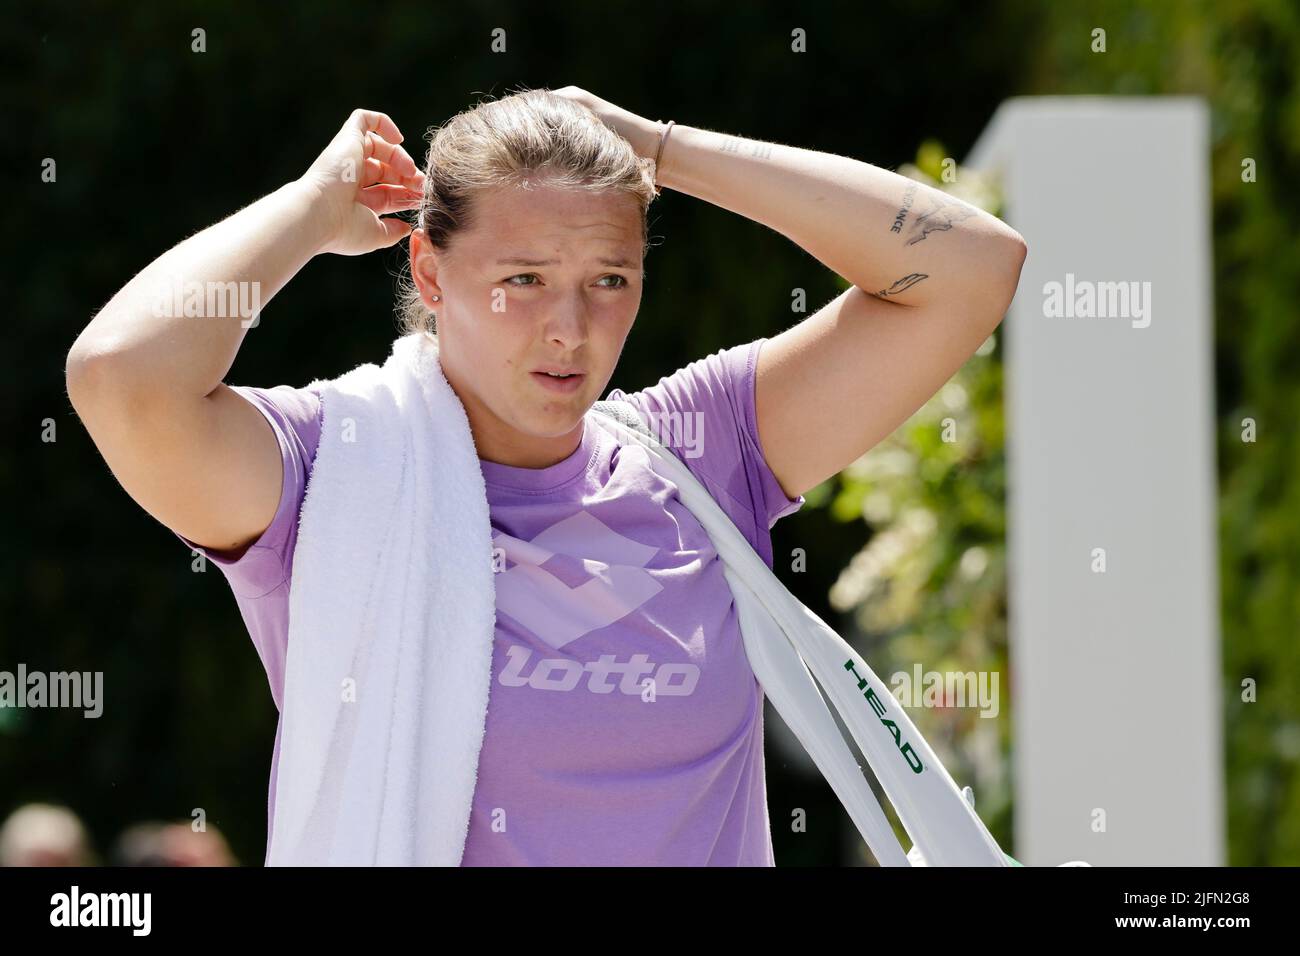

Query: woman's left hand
<box><xmin>551</xmin><ymin>86</ymin><xmax>663</xmax><ymax>161</ymax></box>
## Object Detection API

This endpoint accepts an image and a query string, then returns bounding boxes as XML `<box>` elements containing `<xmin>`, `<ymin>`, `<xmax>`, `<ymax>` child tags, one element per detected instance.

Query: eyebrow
<box><xmin>495</xmin><ymin>256</ymin><xmax>640</xmax><ymax>269</ymax></box>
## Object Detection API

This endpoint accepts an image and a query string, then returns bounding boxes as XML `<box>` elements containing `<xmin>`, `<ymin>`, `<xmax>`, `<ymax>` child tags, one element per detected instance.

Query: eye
<box><xmin>503</xmin><ymin>273</ymin><xmax>628</xmax><ymax>288</ymax></box>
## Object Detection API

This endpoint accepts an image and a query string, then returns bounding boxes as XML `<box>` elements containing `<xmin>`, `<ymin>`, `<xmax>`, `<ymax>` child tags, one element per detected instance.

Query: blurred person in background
<box><xmin>112</xmin><ymin>821</ymin><xmax>237</xmax><ymax>866</ymax></box>
<box><xmin>0</xmin><ymin>803</ymin><xmax>96</xmax><ymax>866</ymax></box>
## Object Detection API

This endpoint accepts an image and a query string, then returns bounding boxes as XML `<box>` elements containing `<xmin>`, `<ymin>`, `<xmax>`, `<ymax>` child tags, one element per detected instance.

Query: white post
<box><xmin>965</xmin><ymin>97</ymin><xmax>1224</xmax><ymax>865</ymax></box>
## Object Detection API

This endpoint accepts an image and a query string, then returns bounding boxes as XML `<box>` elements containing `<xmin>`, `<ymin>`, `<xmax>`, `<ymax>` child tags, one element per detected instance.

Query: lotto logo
<box><xmin>491</xmin><ymin>510</ymin><xmax>700</xmax><ymax>695</ymax></box>
<box><xmin>492</xmin><ymin>510</ymin><xmax>664</xmax><ymax>648</ymax></box>
<box><xmin>499</xmin><ymin>645</ymin><xmax>700</xmax><ymax>696</ymax></box>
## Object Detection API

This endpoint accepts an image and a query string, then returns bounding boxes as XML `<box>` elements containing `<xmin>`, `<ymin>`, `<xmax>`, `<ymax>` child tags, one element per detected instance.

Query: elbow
<box><xmin>66</xmin><ymin>332</ymin><xmax>101</xmax><ymax>379</ymax></box>
<box><xmin>65</xmin><ymin>337</ymin><xmax>103</xmax><ymax>411</ymax></box>
<box><xmin>65</xmin><ymin>332</ymin><xmax>136</xmax><ymax>415</ymax></box>
<box><xmin>1000</xmin><ymin>226</ymin><xmax>1028</xmax><ymax>274</ymax></box>
<box><xmin>1011</xmin><ymin>230</ymin><xmax>1028</xmax><ymax>267</ymax></box>
<box><xmin>991</xmin><ymin>230</ymin><xmax>1028</xmax><ymax>318</ymax></box>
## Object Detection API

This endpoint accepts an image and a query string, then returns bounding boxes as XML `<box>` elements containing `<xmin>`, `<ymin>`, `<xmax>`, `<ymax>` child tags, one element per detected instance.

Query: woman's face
<box><xmin>410</xmin><ymin>180</ymin><xmax>645</xmax><ymax>468</ymax></box>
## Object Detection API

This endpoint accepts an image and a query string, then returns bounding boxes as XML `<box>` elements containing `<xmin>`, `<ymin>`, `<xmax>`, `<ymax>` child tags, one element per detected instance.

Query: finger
<box><xmin>363</xmin><ymin>132</ymin><xmax>422</xmax><ymax>183</ymax></box>
<box><xmin>373</xmin><ymin>214</ymin><xmax>414</xmax><ymax>249</ymax></box>
<box><xmin>357</xmin><ymin>184</ymin><xmax>424</xmax><ymax>215</ymax></box>
<box><xmin>360</xmin><ymin>156</ymin><xmax>405</xmax><ymax>188</ymax></box>
<box><xmin>350</xmin><ymin>108</ymin><xmax>403</xmax><ymax>144</ymax></box>
<box><xmin>360</xmin><ymin>156</ymin><xmax>424</xmax><ymax>191</ymax></box>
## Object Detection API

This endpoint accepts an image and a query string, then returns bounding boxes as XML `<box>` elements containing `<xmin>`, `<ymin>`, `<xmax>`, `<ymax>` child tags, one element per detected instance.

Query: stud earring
<box><xmin>431</xmin><ymin>295</ymin><xmax>440</xmax><ymax>301</ymax></box>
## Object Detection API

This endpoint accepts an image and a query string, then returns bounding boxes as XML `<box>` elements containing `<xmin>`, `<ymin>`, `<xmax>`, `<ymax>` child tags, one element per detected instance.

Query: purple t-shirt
<box><xmin>176</xmin><ymin>337</ymin><xmax>804</xmax><ymax>866</ymax></box>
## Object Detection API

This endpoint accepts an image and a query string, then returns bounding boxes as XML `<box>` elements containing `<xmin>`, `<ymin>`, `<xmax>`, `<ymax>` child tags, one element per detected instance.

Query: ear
<box><xmin>409</xmin><ymin>228</ymin><xmax>444</xmax><ymax>308</ymax></box>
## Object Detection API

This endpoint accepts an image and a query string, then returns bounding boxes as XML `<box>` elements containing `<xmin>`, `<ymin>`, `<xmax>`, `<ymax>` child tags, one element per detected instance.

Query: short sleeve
<box><xmin>172</xmin><ymin>384</ymin><xmax>323</xmax><ymax>600</ymax></box>
<box><xmin>605</xmin><ymin>337</ymin><xmax>804</xmax><ymax>565</ymax></box>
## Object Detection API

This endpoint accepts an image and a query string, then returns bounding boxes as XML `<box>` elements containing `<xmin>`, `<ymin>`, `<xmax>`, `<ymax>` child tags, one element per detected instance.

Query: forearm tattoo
<box><xmin>873</xmin><ymin>273</ymin><xmax>929</xmax><ymax>297</ymax></box>
<box><xmin>718</xmin><ymin>135</ymin><xmax>774</xmax><ymax>161</ymax></box>
<box><xmin>902</xmin><ymin>191</ymin><xmax>979</xmax><ymax>245</ymax></box>
<box><xmin>890</xmin><ymin>181</ymin><xmax>918</xmax><ymax>234</ymax></box>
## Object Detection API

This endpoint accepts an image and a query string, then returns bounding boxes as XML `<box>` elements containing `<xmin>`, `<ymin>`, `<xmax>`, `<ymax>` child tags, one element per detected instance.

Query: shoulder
<box><xmin>604</xmin><ymin>339</ymin><xmax>759</xmax><ymax>468</ymax></box>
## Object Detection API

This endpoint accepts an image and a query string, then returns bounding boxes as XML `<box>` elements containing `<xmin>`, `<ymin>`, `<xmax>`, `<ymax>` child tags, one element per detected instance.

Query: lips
<box><xmin>530</xmin><ymin>370</ymin><xmax>586</xmax><ymax>393</ymax></box>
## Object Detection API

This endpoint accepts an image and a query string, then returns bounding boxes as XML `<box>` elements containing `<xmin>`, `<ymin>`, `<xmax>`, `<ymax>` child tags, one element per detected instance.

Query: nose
<box><xmin>540</xmin><ymin>294</ymin><xmax>591</xmax><ymax>350</ymax></box>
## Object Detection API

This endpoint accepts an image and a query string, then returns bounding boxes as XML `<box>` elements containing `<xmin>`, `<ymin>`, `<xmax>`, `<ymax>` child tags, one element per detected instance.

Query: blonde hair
<box><xmin>395</xmin><ymin>87</ymin><xmax>659</xmax><ymax>337</ymax></box>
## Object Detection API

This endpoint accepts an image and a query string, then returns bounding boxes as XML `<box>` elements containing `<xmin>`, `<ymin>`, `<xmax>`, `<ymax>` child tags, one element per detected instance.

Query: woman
<box><xmin>65</xmin><ymin>87</ymin><xmax>1026</xmax><ymax>866</ymax></box>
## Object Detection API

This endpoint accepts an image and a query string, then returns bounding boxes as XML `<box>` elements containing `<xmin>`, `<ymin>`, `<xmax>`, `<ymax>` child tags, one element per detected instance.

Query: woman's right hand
<box><xmin>297</xmin><ymin>108</ymin><xmax>426</xmax><ymax>257</ymax></box>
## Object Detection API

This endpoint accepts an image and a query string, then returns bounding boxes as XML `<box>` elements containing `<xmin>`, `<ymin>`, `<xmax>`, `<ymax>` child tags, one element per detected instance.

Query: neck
<box><xmin>472</xmin><ymin>414</ymin><xmax>585</xmax><ymax>469</ymax></box>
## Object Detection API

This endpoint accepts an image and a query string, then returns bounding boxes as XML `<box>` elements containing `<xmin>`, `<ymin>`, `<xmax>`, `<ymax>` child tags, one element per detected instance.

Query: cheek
<box><xmin>459</xmin><ymin>295</ymin><xmax>529</xmax><ymax>350</ymax></box>
<box><xmin>483</xmin><ymin>324</ymin><xmax>537</xmax><ymax>388</ymax></box>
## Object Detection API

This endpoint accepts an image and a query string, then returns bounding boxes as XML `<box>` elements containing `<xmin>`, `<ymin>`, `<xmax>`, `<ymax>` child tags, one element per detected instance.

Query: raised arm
<box><xmin>655</xmin><ymin>124</ymin><xmax>1026</xmax><ymax>500</ymax></box>
<box><xmin>65</xmin><ymin>109</ymin><xmax>424</xmax><ymax>556</ymax></box>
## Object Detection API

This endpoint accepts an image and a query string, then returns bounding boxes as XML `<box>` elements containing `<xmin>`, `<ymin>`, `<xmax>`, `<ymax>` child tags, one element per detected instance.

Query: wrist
<box><xmin>282</xmin><ymin>177</ymin><xmax>340</xmax><ymax>257</ymax></box>
<box><xmin>612</xmin><ymin>110</ymin><xmax>660</xmax><ymax>164</ymax></box>
<box><xmin>650</xmin><ymin>121</ymin><xmax>682</xmax><ymax>193</ymax></box>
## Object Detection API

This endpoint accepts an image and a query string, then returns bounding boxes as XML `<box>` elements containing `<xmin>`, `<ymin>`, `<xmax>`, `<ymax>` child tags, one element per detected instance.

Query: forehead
<box><xmin>461</xmin><ymin>181</ymin><xmax>643</xmax><ymax>259</ymax></box>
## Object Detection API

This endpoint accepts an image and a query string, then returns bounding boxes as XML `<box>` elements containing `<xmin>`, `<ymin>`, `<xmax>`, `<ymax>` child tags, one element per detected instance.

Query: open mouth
<box><xmin>531</xmin><ymin>370</ymin><xmax>586</xmax><ymax>393</ymax></box>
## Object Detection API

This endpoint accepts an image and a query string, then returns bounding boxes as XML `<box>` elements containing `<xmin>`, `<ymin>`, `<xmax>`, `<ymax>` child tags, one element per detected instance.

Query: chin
<box><xmin>513</xmin><ymin>402</ymin><xmax>587</xmax><ymax>438</ymax></box>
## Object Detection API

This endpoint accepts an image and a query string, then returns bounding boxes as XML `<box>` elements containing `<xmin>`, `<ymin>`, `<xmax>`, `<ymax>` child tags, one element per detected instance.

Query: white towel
<box><xmin>269</xmin><ymin>331</ymin><xmax>496</xmax><ymax>866</ymax></box>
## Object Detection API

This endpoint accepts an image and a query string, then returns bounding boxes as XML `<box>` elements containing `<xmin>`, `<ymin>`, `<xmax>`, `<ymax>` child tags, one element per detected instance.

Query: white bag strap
<box><xmin>591</xmin><ymin>401</ymin><xmax>1008</xmax><ymax>867</ymax></box>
